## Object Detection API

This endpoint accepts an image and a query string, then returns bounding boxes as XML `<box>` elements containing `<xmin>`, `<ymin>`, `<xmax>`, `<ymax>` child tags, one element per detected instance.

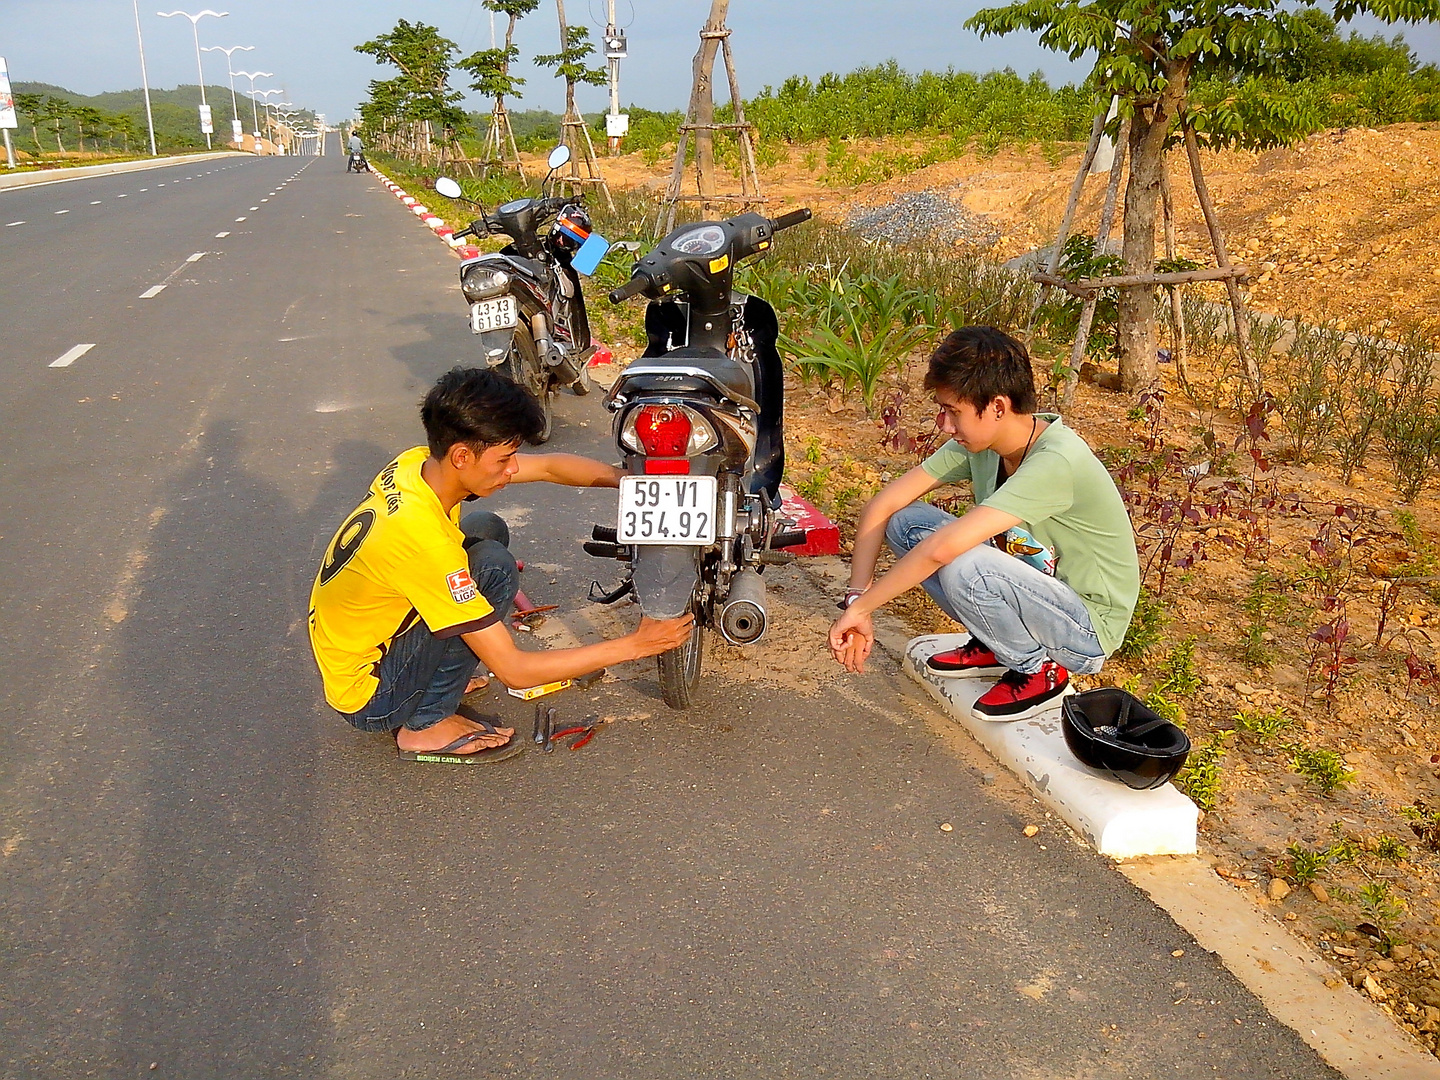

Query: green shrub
<box><xmin>1234</xmin><ymin>705</ymin><xmax>1293</xmax><ymax>741</ymax></box>
<box><xmin>1178</xmin><ymin>730</ymin><xmax>1232</xmax><ymax>810</ymax></box>
<box><xmin>1285</xmin><ymin>842</ymin><xmax>1331</xmax><ymax>885</ymax></box>
<box><xmin>1288</xmin><ymin>746</ymin><xmax>1355</xmax><ymax>795</ymax></box>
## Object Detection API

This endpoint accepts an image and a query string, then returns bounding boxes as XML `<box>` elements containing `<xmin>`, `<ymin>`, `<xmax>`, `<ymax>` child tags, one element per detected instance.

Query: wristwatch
<box><xmin>837</xmin><ymin>589</ymin><xmax>866</xmax><ymax>611</ymax></box>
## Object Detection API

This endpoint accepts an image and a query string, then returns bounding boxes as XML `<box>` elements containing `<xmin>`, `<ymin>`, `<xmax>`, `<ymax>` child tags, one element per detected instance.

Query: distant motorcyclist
<box><xmin>346</xmin><ymin>132</ymin><xmax>368</xmax><ymax>172</ymax></box>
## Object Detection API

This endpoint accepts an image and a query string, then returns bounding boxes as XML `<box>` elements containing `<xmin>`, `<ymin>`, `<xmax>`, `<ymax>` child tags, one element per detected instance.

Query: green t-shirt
<box><xmin>920</xmin><ymin>414</ymin><xmax>1140</xmax><ymax>655</ymax></box>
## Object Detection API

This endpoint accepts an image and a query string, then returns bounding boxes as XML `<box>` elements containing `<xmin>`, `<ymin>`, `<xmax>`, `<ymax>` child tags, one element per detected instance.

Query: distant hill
<box><xmin>10</xmin><ymin>81</ymin><xmax>315</xmax><ymax>155</ymax></box>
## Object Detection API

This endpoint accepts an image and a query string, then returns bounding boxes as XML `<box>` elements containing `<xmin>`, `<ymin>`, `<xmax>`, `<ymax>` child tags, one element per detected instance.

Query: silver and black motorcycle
<box><xmin>586</xmin><ymin>206</ymin><xmax>812</xmax><ymax>708</ymax></box>
<box><xmin>435</xmin><ymin>146</ymin><xmax>610</xmax><ymax>442</ymax></box>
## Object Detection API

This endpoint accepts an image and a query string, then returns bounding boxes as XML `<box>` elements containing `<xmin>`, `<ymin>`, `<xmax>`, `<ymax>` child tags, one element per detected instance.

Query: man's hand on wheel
<box><xmin>632</xmin><ymin>614</ymin><xmax>696</xmax><ymax>657</ymax></box>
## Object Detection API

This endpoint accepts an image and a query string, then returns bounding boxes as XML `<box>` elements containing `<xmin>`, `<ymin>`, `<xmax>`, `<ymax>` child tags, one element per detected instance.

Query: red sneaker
<box><xmin>925</xmin><ymin>637</ymin><xmax>1006</xmax><ymax>679</ymax></box>
<box><xmin>972</xmin><ymin>661</ymin><xmax>1073</xmax><ymax>721</ymax></box>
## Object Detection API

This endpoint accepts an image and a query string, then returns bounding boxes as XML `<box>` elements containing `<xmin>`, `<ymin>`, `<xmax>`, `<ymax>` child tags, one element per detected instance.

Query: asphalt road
<box><xmin>0</xmin><ymin>138</ymin><xmax>1341</xmax><ymax>1079</ymax></box>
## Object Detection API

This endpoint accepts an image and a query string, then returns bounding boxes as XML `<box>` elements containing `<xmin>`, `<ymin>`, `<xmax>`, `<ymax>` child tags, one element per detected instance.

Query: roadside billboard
<box><xmin>0</xmin><ymin>57</ymin><xmax>18</xmax><ymax>130</ymax></box>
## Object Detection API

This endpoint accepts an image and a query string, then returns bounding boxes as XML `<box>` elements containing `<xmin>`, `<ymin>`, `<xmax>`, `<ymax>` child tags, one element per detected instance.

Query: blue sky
<box><xmin>4</xmin><ymin>0</ymin><xmax>1439</xmax><ymax>122</ymax></box>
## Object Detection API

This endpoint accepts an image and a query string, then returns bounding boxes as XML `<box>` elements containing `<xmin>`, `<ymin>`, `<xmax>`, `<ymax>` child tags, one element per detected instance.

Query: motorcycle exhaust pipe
<box><xmin>719</xmin><ymin>568</ymin><xmax>768</xmax><ymax>646</ymax></box>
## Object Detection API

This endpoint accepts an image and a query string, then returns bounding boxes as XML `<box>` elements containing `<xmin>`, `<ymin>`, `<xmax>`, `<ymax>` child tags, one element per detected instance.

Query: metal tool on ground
<box><xmin>531</xmin><ymin>703</ymin><xmax>599</xmax><ymax>752</ymax></box>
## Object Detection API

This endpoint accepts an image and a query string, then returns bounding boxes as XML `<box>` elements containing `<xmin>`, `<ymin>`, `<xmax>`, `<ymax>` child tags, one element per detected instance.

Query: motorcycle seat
<box><xmin>613</xmin><ymin>349</ymin><xmax>758</xmax><ymax>411</ymax></box>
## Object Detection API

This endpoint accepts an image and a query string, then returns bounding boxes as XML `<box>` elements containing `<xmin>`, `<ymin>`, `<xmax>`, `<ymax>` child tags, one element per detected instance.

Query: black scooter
<box><xmin>588</xmin><ymin>207</ymin><xmax>812</xmax><ymax>708</ymax></box>
<box><xmin>436</xmin><ymin>146</ymin><xmax>610</xmax><ymax>442</ymax></box>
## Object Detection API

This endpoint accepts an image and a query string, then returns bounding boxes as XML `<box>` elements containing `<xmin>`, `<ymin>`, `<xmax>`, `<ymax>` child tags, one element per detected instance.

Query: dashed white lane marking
<box><xmin>249</xmin><ymin>206</ymin><xmax>258</xmax><ymax>210</ymax></box>
<box><xmin>235</xmin><ymin>216</ymin><xmax>246</xmax><ymax>222</ymax></box>
<box><xmin>186</xmin><ymin>251</ymin><xmax>206</xmax><ymax>263</ymax></box>
<box><xmin>139</xmin><ymin>188</ymin><xmax>147</xmax><ymax>192</ymax></box>
<box><xmin>5</xmin><ymin>221</ymin><xmax>24</xmax><ymax>227</ymax></box>
<box><xmin>139</xmin><ymin>285</ymin><xmax>166</xmax><ymax>299</ymax></box>
<box><xmin>260</xmin><ymin>198</ymin><xmax>268</xmax><ymax>203</ymax></box>
<box><xmin>54</xmin><ymin>209</ymin><xmax>69</xmax><ymax>215</ymax></box>
<box><xmin>90</xmin><ymin>200</ymin><xmax>101</xmax><ymax>205</ymax></box>
<box><xmin>49</xmin><ymin>343</ymin><xmax>95</xmax><ymax>368</ymax></box>
<box><xmin>116</xmin><ymin>194</ymin><xmax>128</xmax><ymax>198</ymax></box>
<box><xmin>215</xmin><ymin>231</ymin><xmax>229</xmax><ymax>238</ymax></box>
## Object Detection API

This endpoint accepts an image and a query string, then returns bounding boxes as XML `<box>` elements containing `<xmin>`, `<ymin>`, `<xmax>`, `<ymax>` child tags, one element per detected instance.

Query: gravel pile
<box><xmin>846</xmin><ymin>189</ymin><xmax>1000</xmax><ymax>249</ymax></box>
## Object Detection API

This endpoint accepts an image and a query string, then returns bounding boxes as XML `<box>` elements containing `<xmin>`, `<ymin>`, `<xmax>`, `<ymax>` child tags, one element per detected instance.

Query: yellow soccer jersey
<box><xmin>308</xmin><ymin>446</ymin><xmax>499</xmax><ymax>713</ymax></box>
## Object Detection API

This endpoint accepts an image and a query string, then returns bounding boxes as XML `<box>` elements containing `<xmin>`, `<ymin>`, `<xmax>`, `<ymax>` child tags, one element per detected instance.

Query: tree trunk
<box><xmin>1116</xmin><ymin>70</ymin><xmax>1187</xmax><ymax>392</ymax></box>
<box><xmin>688</xmin><ymin>0</ymin><xmax>729</xmax><ymax>204</ymax></box>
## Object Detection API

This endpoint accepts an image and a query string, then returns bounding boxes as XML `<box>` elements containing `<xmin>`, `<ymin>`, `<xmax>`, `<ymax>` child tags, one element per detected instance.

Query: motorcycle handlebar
<box><xmin>772</xmin><ymin>208</ymin><xmax>812</xmax><ymax>232</ymax></box>
<box><xmin>608</xmin><ymin>275</ymin><xmax>650</xmax><ymax>304</ymax></box>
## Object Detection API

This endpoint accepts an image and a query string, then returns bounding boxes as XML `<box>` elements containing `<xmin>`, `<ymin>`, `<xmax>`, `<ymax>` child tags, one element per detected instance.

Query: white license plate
<box><xmin>470</xmin><ymin>296</ymin><xmax>518</xmax><ymax>333</ymax></box>
<box><xmin>617</xmin><ymin>476</ymin><xmax>717</xmax><ymax>545</ymax></box>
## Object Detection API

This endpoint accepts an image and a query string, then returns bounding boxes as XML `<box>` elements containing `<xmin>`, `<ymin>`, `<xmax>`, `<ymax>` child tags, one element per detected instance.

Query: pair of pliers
<box><xmin>547</xmin><ymin>723</ymin><xmax>597</xmax><ymax>751</ymax></box>
<box><xmin>532</xmin><ymin>704</ymin><xmax>599</xmax><ymax>752</ymax></box>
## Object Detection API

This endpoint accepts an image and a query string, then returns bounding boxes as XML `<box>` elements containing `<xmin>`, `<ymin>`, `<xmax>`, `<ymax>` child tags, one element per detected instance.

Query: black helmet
<box><xmin>551</xmin><ymin>204</ymin><xmax>593</xmax><ymax>253</ymax></box>
<box><xmin>1061</xmin><ymin>688</ymin><xmax>1191</xmax><ymax>791</ymax></box>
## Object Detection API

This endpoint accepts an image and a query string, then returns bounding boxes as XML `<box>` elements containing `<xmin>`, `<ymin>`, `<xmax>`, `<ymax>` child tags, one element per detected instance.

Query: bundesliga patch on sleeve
<box><xmin>446</xmin><ymin>568</ymin><xmax>479</xmax><ymax>603</ymax></box>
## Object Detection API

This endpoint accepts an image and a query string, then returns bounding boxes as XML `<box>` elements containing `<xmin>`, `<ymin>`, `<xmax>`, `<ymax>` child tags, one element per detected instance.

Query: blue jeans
<box><xmin>340</xmin><ymin>510</ymin><xmax>518</xmax><ymax>733</ymax></box>
<box><xmin>886</xmin><ymin>502</ymin><xmax>1106</xmax><ymax>676</ymax></box>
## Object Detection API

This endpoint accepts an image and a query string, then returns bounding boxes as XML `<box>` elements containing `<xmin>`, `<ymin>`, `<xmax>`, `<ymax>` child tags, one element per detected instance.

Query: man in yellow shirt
<box><xmin>309</xmin><ymin>368</ymin><xmax>692</xmax><ymax>760</ymax></box>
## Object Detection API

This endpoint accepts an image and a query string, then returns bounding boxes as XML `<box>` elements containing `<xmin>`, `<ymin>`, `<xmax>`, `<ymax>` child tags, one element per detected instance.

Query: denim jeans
<box><xmin>340</xmin><ymin>510</ymin><xmax>518</xmax><ymax>733</ymax></box>
<box><xmin>886</xmin><ymin>502</ymin><xmax>1106</xmax><ymax>676</ymax></box>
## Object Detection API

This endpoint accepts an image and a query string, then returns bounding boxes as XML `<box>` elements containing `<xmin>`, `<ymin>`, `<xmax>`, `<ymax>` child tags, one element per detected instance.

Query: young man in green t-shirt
<box><xmin>828</xmin><ymin>326</ymin><xmax>1140</xmax><ymax>720</ymax></box>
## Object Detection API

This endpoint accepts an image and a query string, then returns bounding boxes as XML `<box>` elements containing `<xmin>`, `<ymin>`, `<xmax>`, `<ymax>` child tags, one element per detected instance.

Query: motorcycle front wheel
<box><xmin>657</xmin><ymin>610</ymin><xmax>704</xmax><ymax>709</ymax></box>
<box><xmin>501</xmin><ymin>324</ymin><xmax>554</xmax><ymax>443</ymax></box>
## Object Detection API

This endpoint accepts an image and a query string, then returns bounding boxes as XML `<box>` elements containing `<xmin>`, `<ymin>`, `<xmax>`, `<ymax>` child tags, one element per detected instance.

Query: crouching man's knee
<box><xmin>466</xmin><ymin>538</ymin><xmax>519</xmax><ymax>615</ymax></box>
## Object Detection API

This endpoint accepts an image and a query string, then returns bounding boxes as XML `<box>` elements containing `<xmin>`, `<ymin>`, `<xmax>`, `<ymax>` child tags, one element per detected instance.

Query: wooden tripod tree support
<box><xmin>1035</xmin><ymin>105</ymin><xmax>1260</xmax><ymax>406</ymax></box>
<box><xmin>660</xmin><ymin>0</ymin><xmax>765</xmax><ymax>234</ymax></box>
<box><xmin>482</xmin><ymin>101</ymin><xmax>526</xmax><ymax>179</ymax></box>
<box><xmin>558</xmin><ymin>113</ymin><xmax>614</xmax><ymax>210</ymax></box>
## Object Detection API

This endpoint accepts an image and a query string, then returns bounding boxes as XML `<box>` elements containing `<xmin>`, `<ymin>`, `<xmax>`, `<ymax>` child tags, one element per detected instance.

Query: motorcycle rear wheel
<box><xmin>657</xmin><ymin>612</ymin><xmax>704</xmax><ymax>709</ymax></box>
<box><xmin>501</xmin><ymin>324</ymin><xmax>554</xmax><ymax>443</ymax></box>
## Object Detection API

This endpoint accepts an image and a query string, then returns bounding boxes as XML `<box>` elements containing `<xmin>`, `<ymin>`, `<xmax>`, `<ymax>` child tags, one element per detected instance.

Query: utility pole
<box><xmin>131</xmin><ymin>0</ymin><xmax>158</xmax><ymax>155</ymax></box>
<box><xmin>603</xmin><ymin>0</ymin><xmax>627</xmax><ymax>153</ymax></box>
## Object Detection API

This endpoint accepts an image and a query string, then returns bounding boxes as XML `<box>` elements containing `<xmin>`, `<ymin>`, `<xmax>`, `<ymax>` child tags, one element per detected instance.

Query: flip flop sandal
<box><xmin>395</xmin><ymin>704</ymin><xmax>523</xmax><ymax>765</ymax></box>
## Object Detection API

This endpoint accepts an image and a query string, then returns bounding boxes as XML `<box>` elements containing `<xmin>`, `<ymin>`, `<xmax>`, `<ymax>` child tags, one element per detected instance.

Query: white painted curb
<box><xmin>0</xmin><ymin>151</ymin><xmax>251</xmax><ymax>192</ymax></box>
<box><xmin>372</xmin><ymin>166</ymin><xmax>471</xmax><ymax>259</ymax></box>
<box><xmin>903</xmin><ymin>633</ymin><xmax>1198</xmax><ymax>857</ymax></box>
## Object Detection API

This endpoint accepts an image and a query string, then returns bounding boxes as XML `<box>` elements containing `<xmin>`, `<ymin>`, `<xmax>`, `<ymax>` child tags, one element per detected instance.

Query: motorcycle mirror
<box><xmin>547</xmin><ymin>144</ymin><xmax>571</xmax><ymax>171</ymax></box>
<box><xmin>434</xmin><ymin>177</ymin><xmax>463</xmax><ymax>200</ymax></box>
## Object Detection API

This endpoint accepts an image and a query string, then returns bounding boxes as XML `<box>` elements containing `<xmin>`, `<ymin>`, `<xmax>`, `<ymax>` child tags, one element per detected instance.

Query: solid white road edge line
<box><xmin>49</xmin><ymin>344</ymin><xmax>95</xmax><ymax>368</ymax></box>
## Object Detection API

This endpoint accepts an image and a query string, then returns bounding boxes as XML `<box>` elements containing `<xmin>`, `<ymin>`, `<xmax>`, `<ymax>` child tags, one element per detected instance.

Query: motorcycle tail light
<box><xmin>644</xmin><ymin>459</ymin><xmax>691</xmax><ymax>475</ymax></box>
<box><xmin>621</xmin><ymin>404</ymin><xmax>717</xmax><ymax>456</ymax></box>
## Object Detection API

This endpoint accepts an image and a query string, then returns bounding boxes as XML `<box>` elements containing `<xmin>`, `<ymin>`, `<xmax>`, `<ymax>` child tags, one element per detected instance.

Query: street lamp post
<box><xmin>252</xmin><ymin>88</ymin><xmax>281</xmax><ymax>152</ymax></box>
<box><xmin>200</xmin><ymin>43</ymin><xmax>253</xmax><ymax>147</ymax></box>
<box><xmin>131</xmin><ymin>0</ymin><xmax>158</xmax><ymax>155</ymax></box>
<box><xmin>157</xmin><ymin>9</ymin><xmax>228</xmax><ymax>150</ymax></box>
<box><xmin>232</xmin><ymin>71</ymin><xmax>272</xmax><ymax>138</ymax></box>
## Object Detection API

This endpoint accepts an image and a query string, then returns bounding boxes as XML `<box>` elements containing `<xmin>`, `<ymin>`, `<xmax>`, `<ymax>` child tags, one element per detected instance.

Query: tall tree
<box><xmin>355</xmin><ymin>19</ymin><xmax>467</xmax><ymax>155</ymax></box>
<box><xmin>968</xmin><ymin>0</ymin><xmax>1440</xmax><ymax>392</ymax></box>
<box><xmin>459</xmin><ymin>0</ymin><xmax>539</xmax><ymax>106</ymax></box>
<box><xmin>40</xmin><ymin>96</ymin><xmax>71</xmax><ymax>153</ymax></box>
<box><xmin>535</xmin><ymin>0</ymin><xmax>607</xmax><ymax>129</ymax></box>
<box><xmin>13</xmin><ymin>92</ymin><xmax>46</xmax><ymax>156</ymax></box>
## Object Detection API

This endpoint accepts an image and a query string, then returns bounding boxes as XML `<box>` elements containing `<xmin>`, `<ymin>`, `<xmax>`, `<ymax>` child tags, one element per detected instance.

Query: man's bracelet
<box><xmin>837</xmin><ymin>589</ymin><xmax>866</xmax><ymax>610</ymax></box>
